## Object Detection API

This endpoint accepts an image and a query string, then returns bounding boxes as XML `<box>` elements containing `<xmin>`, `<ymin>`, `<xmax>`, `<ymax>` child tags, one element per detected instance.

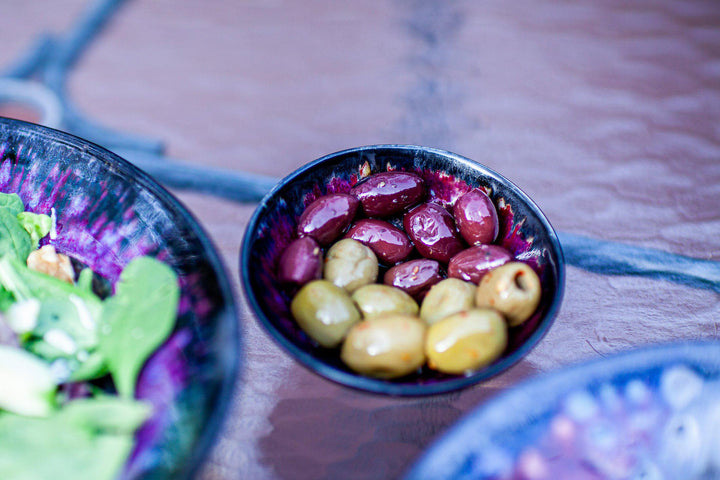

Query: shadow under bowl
<box><xmin>0</xmin><ymin>117</ymin><xmax>240</xmax><ymax>479</ymax></box>
<box><xmin>241</xmin><ymin>145</ymin><xmax>564</xmax><ymax>396</ymax></box>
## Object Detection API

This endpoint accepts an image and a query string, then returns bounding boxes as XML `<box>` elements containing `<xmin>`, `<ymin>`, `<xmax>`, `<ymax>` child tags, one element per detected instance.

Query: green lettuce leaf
<box><xmin>0</xmin><ymin>209</ymin><xmax>32</xmax><ymax>261</ymax></box>
<box><xmin>0</xmin><ymin>256</ymin><xmax>101</xmax><ymax>314</ymax></box>
<box><xmin>16</xmin><ymin>212</ymin><xmax>52</xmax><ymax>249</ymax></box>
<box><xmin>0</xmin><ymin>257</ymin><xmax>106</xmax><ymax>381</ymax></box>
<box><xmin>0</xmin><ymin>193</ymin><xmax>24</xmax><ymax>216</ymax></box>
<box><xmin>22</xmin><ymin>297</ymin><xmax>106</xmax><ymax>381</ymax></box>
<box><xmin>0</xmin><ymin>286</ymin><xmax>13</xmax><ymax>311</ymax></box>
<box><xmin>98</xmin><ymin>256</ymin><xmax>179</xmax><ymax>397</ymax></box>
<box><xmin>0</xmin><ymin>397</ymin><xmax>150</xmax><ymax>480</ymax></box>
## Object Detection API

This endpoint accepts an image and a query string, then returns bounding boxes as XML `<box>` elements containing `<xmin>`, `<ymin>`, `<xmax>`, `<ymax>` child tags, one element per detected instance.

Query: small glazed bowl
<box><xmin>241</xmin><ymin>145</ymin><xmax>564</xmax><ymax>396</ymax></box>
<box><xmin>0</xmin><ymin>117</ymin><xmax>239</xmax><ymax>478</ymax></box>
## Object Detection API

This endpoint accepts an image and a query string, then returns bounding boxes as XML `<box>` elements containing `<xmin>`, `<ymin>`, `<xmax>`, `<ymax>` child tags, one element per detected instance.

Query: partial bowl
<box><xmin>0</xmin><ymin>117</ymin><xmax>239</xmax><ymax>478</ymax></box>
<box><xmin>405</xmin><ymin>341</ymin><xmax>720</xmax><ymax>479</ymax></box>
<box><xmin>241</xmin><ymin>144</ymin><xmax>564</xmax><ymax>396</ymax></box>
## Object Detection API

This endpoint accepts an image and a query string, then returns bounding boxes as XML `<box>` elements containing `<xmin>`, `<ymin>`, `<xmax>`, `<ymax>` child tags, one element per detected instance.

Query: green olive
<box><xmin>475</xmin><ymin>262</ymin><xmax>541</xmax><ymax>327</ymax></box>
<box><xmin>419</xmin><ymin>278</ymin><xmax>476</xmax><ymax>325</ymax></box>
<box><xmin>324</xmin><ymin>238</ymin><xmax>379</xmax><ymax>292</ymax></box>
<box><xmin>290</xmin><ymin>280</ymin><xmax>361</xmax><ymax>348</ymax></box>
<box><xmin>425</xmin><ymin>309</ymin><xmax>507</xmax><ymax>375</ymax></box>
<box><xmin>351</xmin><ymin>284</ymin><xmax>419</xmax><ymax>319</ymax></box>
<box><xmin>341</xmin><ymin>314</ymin><xmax>427</xmax><ymax>379</ymax></box>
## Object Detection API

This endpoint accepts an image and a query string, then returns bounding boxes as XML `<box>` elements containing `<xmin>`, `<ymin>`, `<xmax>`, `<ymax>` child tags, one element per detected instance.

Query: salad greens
<box><xmin>0</xmin><ymin>193</ymin><xmax>24</xmax><ymax>215</ymax></box>
<box><xmin>17</xmin><ymin>211</ymin><xmax>52</xmax><ymax>248</ymax></box>
<box><xmin>0</xmin><ymin>193</ymin><xmax>181</xmax><ymax>480</ymax></box>
<box><xmin>0</xmin><ymin>345</ymin><xmax>55</xmax><ymax>417</ymax></box>
<box><xmin>0</xmin><ymin>208</ymin><xmax>33</xmax><ymax>261</ymax></box>
<box><xmin>99</xmin><ymin>256</ymin><xmax>179</xmax><ymax>398</ymax></box>
<box><xmin>0</xmin><ymin>397</ymin><xmax>151</xmax><ymax>480</ymax></box>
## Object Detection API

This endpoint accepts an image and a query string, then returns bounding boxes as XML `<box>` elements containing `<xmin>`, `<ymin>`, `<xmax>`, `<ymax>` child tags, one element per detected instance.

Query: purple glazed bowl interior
<box><xmin>0</xmin><ymin>117</ymin><xmax>239</xmax><ymax>479</ymax></box>
<box><xmin>241</xmin><ymin>145</ymin><xmax>564</xmax><ymax>396</ymax></box>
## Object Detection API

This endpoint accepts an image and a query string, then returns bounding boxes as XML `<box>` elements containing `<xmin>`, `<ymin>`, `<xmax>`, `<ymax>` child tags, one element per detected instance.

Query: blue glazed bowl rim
<box><xmin>0</xmin><ymin>116</ymin><xmax>241</xmax><ymax>479</ymax></box>
<box><xmin>404</xmin><ymin>340</ymin><xmax>720</xmax><ymax>479</ymax></box>
<box><xmin>241</xmin><ymin>144</ymin><xmax>565</xmax><ymax>396</ymax></box>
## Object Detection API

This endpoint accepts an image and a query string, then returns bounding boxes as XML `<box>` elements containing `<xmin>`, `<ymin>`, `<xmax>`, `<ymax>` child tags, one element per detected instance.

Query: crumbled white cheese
<box><xmin>50</xmin><ymin>207</ymin><xmax>57</xmax><ymax>240</ymax></box>
<box><xmin>6</xmin><ymin>299</ymin><xmax>40</xmax><ymax>334</ymax></box>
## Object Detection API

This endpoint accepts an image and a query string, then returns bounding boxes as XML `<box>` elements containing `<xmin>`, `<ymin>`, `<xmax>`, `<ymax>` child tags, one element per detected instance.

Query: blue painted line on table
<box><xmin>1</xmin><ymin>0</ymin><xmax>161</xmax><ymax>154</ymax></box>
<box><xmin>558</xmin><ymin>232</ymin><xmax>720</xmax><ymax>293</ymax></box>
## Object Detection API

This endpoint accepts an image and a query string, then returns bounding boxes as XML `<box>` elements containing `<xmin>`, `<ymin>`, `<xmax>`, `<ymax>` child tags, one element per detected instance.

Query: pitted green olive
<box><xmin>324</xmin><ymin>238</ymin><xmax>379</xmax><ymax>292</ymax></box>
<box><xmin>425</xmin><ymin>309</ymin><xmax>507</xmax><ymax>374</ymax></box>
<box><xmin>341</xmin><ymin>314</ymin><xmax>427</xmax><ymax>379</ymax></box>
<box><xmin>290</xmin><ymin>280</ymin><xmax>361</xmax><ymax>347</ymax></box>
<box><xmin>419</xmin><ymin>278</ymin><xmax>476</xmax><ymax>325</ymax></box>
<box><xmin>475</xmin><ymin>261</ymin><xmax>541</xmax><ymax>327</ymax></box>
<box><xmin>351</xmin><ymin>284</ymin><xmax>419</xmax><ymax>319</ymax></box>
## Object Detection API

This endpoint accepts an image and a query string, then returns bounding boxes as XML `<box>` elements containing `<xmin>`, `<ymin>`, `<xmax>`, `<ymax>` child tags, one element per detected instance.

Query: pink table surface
<box><xmin>1</xmin><ymin>1</ymin><xmax>719</xmax><ymax>478</ymax></box>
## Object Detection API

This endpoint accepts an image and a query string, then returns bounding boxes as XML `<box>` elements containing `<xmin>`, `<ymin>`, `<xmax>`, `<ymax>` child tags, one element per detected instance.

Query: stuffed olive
<box><xmin>475</xmin><ymin>261</ymin><xmax>541</xmax><ymax>327</ymax></box>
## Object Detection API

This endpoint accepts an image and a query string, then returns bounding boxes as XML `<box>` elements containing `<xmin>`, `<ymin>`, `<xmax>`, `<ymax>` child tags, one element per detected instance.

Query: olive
<box><xmin>297</xmin><ymin>193</ymin><xmax>359</xmax><ymax>245</ymax></box>
<box><xmin>290</xmin><ymin>280</ymin><xmax>361</xmax><ymax>348</ymax></box>
<box><xmin>324</xmin><ymin>238</ymin><xmax>379</xmax><ymax>292</ymax></box>
<box><xmin>345</xmin><ymin>219</ymin><xmax>413</xmax><ymax>265</ymax></box>
<box><xmin>341</xmin><ymin>314</ymin><xmax>427</xmax><ymax>379</ymax></box>
<box><xmin>403</xmin><ymin>203</ymin><xmax>464</xmax><ymax>263</ymax></box>
<box><xmin>350</xmin><ymin>171</ymin><xmax>425</xmax><ymax>217</ymax></box>
<box><xmin>419</xmin><ymin>278</ymin><xmax>476</xmax><ymax>326</ymax></box>
<box><xmin>351</xmin><ymin>284</ymin><xmax>419</xmax><ymax>319</ymax></box>
<box><xmin>447</xmin><ymin>244</ymin><xmax>512</xmax><ymax>284</ymax></box>
<box><xmin>425</xmin><ymin>309</ymin><xmax>507</xmax><ymax>375</ymax></box>
<box><xmin>383</xmin><ymin>258</ymin><xmax>443</xmax><ymax>300</ymax></box>
<box><xmin>475</xmin><ymin>261</ymin><xmax>541</xmax><ymax>327</ymax></box>
<box><xmin>277</xmin><ymin>236</ymin><xmax>323</xmax><ymax>285</ymax></box>
<box><xmin>453</xmin><ymin>188</ymin><xmax>499</xmax><ymax>245</ymax></box>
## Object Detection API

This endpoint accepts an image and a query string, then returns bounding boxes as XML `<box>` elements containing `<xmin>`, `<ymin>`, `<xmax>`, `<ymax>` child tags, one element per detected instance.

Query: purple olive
<box><xmin>345</xmin><ymin>219</ymin><xmax>413</xmax><ymax>265</ymax></box>
<box><xmin>384</xmin><ymin>259</ymin><xmax>443</xmax><ymax>300</ymax></box>
<box><xmin>297</xmin><ymin>193</ymin><xmax>359</xmax><ymax>245</ymax></box>
<box><xmin>447</xmin><ymin>245</ymin><xmax>513</xmax><ymax>284</ymax></box>
<box><xmin>453</xmin><ymin>188</ymin><xmax>499</xmax><ymax>245</ymax></box>
<box><xmin>350</xmin><ymin>171</ymin><xmax>425</xmax><ymax>217</ymax></box>
<box><xmin>403</xmin><ymin>203</ymin><xmax>465</xmax><ymax>263</ymax></box>
<box><xmin>277</xmin><ymin>237</ymin><xmax>323</xmax><ymax>285</ymax></box>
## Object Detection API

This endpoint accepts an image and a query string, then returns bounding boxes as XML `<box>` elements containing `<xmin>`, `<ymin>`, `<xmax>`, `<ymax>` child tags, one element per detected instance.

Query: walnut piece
<box><xmin>26</xmin><ymin>245</ymin><xmax>74</xmax><ymax>284</ymax></box>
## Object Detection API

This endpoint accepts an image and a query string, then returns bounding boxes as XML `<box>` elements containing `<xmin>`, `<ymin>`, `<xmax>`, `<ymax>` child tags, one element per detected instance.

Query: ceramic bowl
<box><xmin>241</xmin><ymin>145</ymin><xmax>564</xmax><ymax>396</ymax></box>
<box><xmin>405</xmin><ymin>341</ymin><xmax>720</xmax><ymax>479</ymax></box>
<box><xmin>0</xmin><ymin>117</ymin><xmax>239</xmax><ymax>479</ymax></box>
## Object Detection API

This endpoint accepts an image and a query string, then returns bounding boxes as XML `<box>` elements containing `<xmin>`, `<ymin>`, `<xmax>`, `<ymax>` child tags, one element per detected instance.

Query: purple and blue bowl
<box><xmin>241</xmin><ymin>145</ymin><xmax>565</xmax><ymax>396</ymax></box>
<box><xmin>0</xmin><ymin>117</ymin><xmax>240</xmax><ymax>478</ymax></box>
<box><xmin>405</xmin><ymin>341</ymin><xmax>720</xmax><ymax>479</ymax></box>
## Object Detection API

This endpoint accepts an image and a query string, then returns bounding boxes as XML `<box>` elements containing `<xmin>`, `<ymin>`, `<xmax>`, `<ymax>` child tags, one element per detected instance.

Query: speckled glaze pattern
<box><xmin>405</xmin><ymin>342</ymin><xmax>720</xmax><ymax>480</ymax></box>
<box><xmin>242</xmin><ymin>145</ymin><xmax>564</xmax><ymax>396</ymax></box>
<box><xmin>0</xmin><ymin>118</ymin><xmax>239</xmax><ymax>480</ymax></box>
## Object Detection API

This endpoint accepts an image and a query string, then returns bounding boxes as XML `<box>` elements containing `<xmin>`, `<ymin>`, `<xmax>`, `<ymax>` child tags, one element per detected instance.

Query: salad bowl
<box><xmin>0</xmin><ymin>117</ymin><xmax>239</xmax><ymax>479</ymax></box>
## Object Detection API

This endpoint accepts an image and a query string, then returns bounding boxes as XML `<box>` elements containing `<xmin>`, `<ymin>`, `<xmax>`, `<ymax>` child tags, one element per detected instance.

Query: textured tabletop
<box><xmin>1</xmin><ymin>1</ymin><xmax>719</xmax><ymax>478</ymax></box>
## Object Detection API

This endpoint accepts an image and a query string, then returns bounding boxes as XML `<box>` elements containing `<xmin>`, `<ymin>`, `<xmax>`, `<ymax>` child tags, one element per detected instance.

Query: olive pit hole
<box><xmin>514</xmin><ymin>271</ymin><xmax>527</xmax><ymax>291</ymax></box>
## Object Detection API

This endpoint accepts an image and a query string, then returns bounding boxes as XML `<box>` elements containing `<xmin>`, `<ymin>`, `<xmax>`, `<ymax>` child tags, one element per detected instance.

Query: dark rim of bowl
<box><xmin>404</xmin><ymin>340</ymin><xmax>720</xmax><ymax>479</ymax></box>
<box><xmin>241</xmin><ymin>144</ymin><xmax>565</xmax><ymax>396</ymax></box>
<box><xmin>0</xmin><ymin>116</ymin><xmax>241</xmax><ymax>478</ymax></box>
